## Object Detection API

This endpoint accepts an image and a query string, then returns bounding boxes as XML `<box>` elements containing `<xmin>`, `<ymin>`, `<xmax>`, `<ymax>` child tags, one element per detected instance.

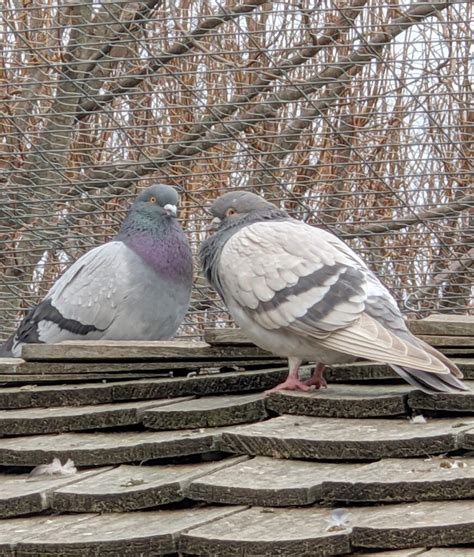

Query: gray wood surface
<box><xmin>180</xmin><ymin>501</ymin><xmax>474</xmax><ymax>555</ymax></box>
<box><xmin>408</xmin><ymin>381</ymin><xmax>474</xmax><ymax>413</ymax></box>
<box><xmin>205</xmin><ymin>323</ymin><xmax>474</xmax><ymax>346</ymax></box>
<box><xmin>323</xmin><ymin>358</ymin><xmax>473</xmax><ymax>382</ymax></box>
<box><xmin>51</xmin><ymin>457</ymin><xmax>246</xmax><ymax>512</ymax></box>
<box><xmin>461</xmin><ymin>427</ymin><xmax>474</xmax><ymax>449</ymax></box>
<box><xmin>357</xmin><ymin>547</ymin><xmax>428</xmax><ymax>557</ymax></box>
<box><xmin>21</xmin><ymin>340</ymin><xmax>274</xmax><ymax>361</ymax></box>
<box><xmin>0</xmin><ymin>427</ymin><xmax>228</xmax><ymax>466</ymax></box>
<box><xmin>321</xmin><ymin>456</ymin><xmax>474</xmax><ymax>503</ymax></box>
<box><xmin>142</xmin><ymin>394</ymin><xmax>267</xmax><ymax>430</ymax></box>
<box><xmin>351</xmin><ymin>500</ymin><xmax>474</xmax><ymax>549</ymax></box>
<box><xmin>0</xmin><ymin>356</ymin><xmax>282</xmax><ymax>377</ymax></box>
<box><xmin>0</xmin><ymin>398</ymin><xmax>191</xmax><ymax>436</ymax></box>
<box><xmin>112</xmin><ymin>367</ymin><xmax>287</xmax><ymax>401</ymax></box>
<box><xmin>185</xmin><ymin>456</ymin><xmax>363</xmax><ymax>506</ymax></box>
<box><xmin>0</xmin><ymin>367</ymin><xmax>287</xmax><ymax>410</ymax></box>
<box><xmin>185</xmin><ymin>455</ymin><xmax>474</xmax><ymax>506</ymax></box>
<box><xmin>0</xmin><ymin>381</ymin><xmax>115</xmax><ymax>410</ymax></box>
<box><xmin>408</xmin><ymin>314</ymin><xmax>474</xmax><ymax>336</ymax></box>
<box><xmin>0</xmin><ymin>469</ymin><xmax>110</xmax><ymax>518</ymax></box>
<box><xmin>0</xmin><ymin>507</ymin><xmax>241</xmax><ymax>556</ymax></box>
<box><xmin>267</xmin><ymin>384</ymin><xmax>410</xmax><ymax>418</ymax></box>
<box><xmin>218</xmin><ymin>415</ymin><xmax>471</xmax><ymax>459</ymax></box>
<box><xmin>420</xmin><ymin>549</ymin><xmax>474</xmax><ymax>556</ymax></box>
<box><xmin>179</xmin><ymin>506</ymin><xmax>352</xmax><ymax>557</ymax></box>
<box><xmin>0</xmin><ymin>371</ymin><xmax>170</xmax><ymax>383</ymax></box>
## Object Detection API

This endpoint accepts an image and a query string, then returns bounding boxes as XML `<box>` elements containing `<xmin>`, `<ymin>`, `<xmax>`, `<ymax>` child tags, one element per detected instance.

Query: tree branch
<box><xmin>83</xmin><ymin>0</ymin><xmax>454</xmax><ymax>190</ymax></box>
<box><xmin>338</xmin><ymin>194</ymin><xmax>474</xmax><ymax>238</ymax></box>
<box><xmin>76</xmin><ymin>0</ymin><xmax>270</xmax><ymax>119</ymax></box>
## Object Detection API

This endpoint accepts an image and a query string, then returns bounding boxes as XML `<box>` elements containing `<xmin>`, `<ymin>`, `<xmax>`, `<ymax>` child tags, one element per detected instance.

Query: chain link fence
<box><xmin>0</xmin><ymin>0</ymin><xmax>472</xmax><ymax>342</ymax></box>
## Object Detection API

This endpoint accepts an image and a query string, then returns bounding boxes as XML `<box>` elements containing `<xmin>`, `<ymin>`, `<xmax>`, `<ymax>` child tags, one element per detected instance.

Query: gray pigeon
<box><xmin>1</xmin><ymin>185</ymin><xmax>193</xmax><ymax>357</ymax></box>
<box><xmin>200</xmin><ymin>191</ymin><xmax>468</xmax><ymax>394</ymax></box>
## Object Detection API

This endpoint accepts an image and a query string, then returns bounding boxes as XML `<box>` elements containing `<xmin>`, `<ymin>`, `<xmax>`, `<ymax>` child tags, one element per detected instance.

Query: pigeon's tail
<box><xmin>390</xmin><ymin>364</ymin><xmax>468</xmax><ymax>394</ymax></box>
<box><xmin>0</xmin><ymin>334</ymin><xmax>15</xmax><ymax>358</ymax></box>
<box><xmin>389</xmin><ymin>335</ymin><xmax>469</xmax><ymax>394</ymax></box>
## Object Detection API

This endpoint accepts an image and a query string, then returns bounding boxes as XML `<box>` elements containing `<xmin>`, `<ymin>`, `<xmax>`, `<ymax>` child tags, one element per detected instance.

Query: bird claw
<box><xmin>264</xmin><ymin>378</ymin><xmax>313</xmax><ymax>394</ymax></box>
<box><xmin>304</xmin><ymin>376</ymin><xmax>328</xmax><ymax>389</ymax></box>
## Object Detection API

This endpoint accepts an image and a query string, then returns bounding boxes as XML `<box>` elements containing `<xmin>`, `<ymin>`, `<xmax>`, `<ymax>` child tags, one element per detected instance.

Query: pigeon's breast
<box><xmin>125</xmin><ymin>230</ymin><xmax>193</xmax><ymax>285</ymax></box>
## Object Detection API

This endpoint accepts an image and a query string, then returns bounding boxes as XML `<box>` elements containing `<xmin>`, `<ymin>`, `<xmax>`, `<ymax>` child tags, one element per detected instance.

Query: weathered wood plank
<box><xmin>142</xmin><ymin>394</ymin><xmax>267</xmax><ymax>430</ymax></box>
<box><xmin>0</xmin><ymin>427</ymin><xmax>227</xmax><ymax>466</ymax></box>
<box><xmin>0</xmin><ymin>398</ymin><xmax>191</xmax><ymax>437</ymax></box>
<box><xmin>460</xmin><ymin>427</ymin><xmax>474</xmax><ymax>450</ymax></box>
<box><xmin>205</xmin><ymin>326</ymin><xmax>474</xmax><ymax>347</ymax></box>
<box><xmin>351</xmin><ymin>500</ymin><xmax>474</xmax><ymax>549</ymax></box>
<box><xmin>51</xmin><ymin>457</ymin><xmax>246</xmax><ymax>513</ymax></box>
<box><xmin>0</xmin><ymin>507</ymin><xmax>242</xmax><ymax>556</ymax></box>
<box><xmin>0</xmin><ymin>468</ymin><xmax>111</xmax><ymax>519</ymax></box>
<box><xmin>218</xmin><ymin>415</ymin><xmax>469</xmax><ymax>460</ymax></box>
<box><xmin>112</xmin><ymin>367</ymin><xmax>288</xmax><ymax>401</ymax></box>
<box><xmin>321</xmin><ymin>456</ymin><xmax>474</xmax><ymax>503</ymax></box>
<box><xmin>325</xmin><ymin>362</ymin><xmax>400</xmax><ymax>382</ymax></box>
<box><xmin>0</xmin><ymin>368</ymin><xmax>287</xmax><ymax>410</ymax></box>
<box><xmin>180</xmin><ymin>501</ymin><xmax>474</xmax><ymax>556</ymax></box>
<box><xmin>0</xmin><ymin>357</ymin><xmax>282</xmax><ymax>376</ymax></box>
<box><xmin>0</xmin><ymin>382</ymin><xmax>115</xmax><ymax>410</ymax></box>
<box><xmin>353</xmin><ymin>551</ymin><xmax>426</xmax><ymax>557</ymax></box>
<box><xmin>441</xmin><ymin>348</ymin><xmax>474</xmax><ymax>355</ymax></box>
<box><xmin>179</xmin><ymin>506</ymin><xmax>352</xmax><ymax>557</ymax></box>
<box><xmin>267</xmin><ymin>385</ymin><xmax>410</xmax><ymax>418</ymax></box>
<box><xmin>0</xmin><ymin>371</ymin><xmax>171</xmax><ymax>383</ymax></box>
<box><xmin>420</xmin><ymin>549</ymin><xmax>474</xmax><ymax>556</ymax></box>
<box><xmin>408</xmin><ymin>314</ymin><xmax>474</xmax><ymax>337</ymax></box>
<box><xmin>21</xmin><ymin>340</ymin><xmax>275</xmax><ymax>361</ymax></box>
<box><xmin>185</xmin><ymin>455</ymin><xmax>474</xmax><ymax>507</ymax></box>
<box><xmin>205</xmin><ymin>328</ymin><xmax>251</xmax><ymax>345</ymax></box>
<box><xmin>408</xmin><ymin>381</ymin><xmax>474</xmax><ymax>413</ymax></box>
<box><xmin>185</xmin><ymin>456</ymin><xmax>362</xmax><ymax>506</ymax></box>
<box><xmin>325</xmin><ymin>359</ymin><xmax>474</xmax><ymax>382</ymax></box>
<box><xmin>416</xmin><ymin>335</ymin><xmax>474</xmax><ymax>347</ymax></box>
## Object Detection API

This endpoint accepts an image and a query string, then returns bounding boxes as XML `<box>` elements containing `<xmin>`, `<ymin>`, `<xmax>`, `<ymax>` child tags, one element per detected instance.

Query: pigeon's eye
<box><xmin>226</xmin><ymin>207</ymin><xmax>237</xmax><ymax>217</ymax></box>
<box><xmin>149</xmin><ymin>196</ymin><xmax>157</xmax><ymax>204</ymax></box>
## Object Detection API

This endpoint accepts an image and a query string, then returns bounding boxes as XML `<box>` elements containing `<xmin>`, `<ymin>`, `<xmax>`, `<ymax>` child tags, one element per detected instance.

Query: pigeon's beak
<box><xmin>207</xmin><ymin>216</ymin><xmax>221</xmax><ymax>233</ymax></box>
<box><xmin>163</xmin><ymin>204</ymin><xmax>177</xmax><ymax>217</ymax></box>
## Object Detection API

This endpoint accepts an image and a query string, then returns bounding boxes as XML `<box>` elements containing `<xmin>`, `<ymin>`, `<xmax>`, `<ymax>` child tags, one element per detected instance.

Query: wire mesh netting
<box><xmin>0</xmin><ymin>0</ymin><xmax>472</xmax><ymax>342</ymax></box>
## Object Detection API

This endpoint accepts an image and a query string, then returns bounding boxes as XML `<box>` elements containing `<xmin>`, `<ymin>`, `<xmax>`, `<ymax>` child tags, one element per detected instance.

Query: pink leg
<box><xmin>304</xmin><ymin>363</ymin><xmax>327</xmax><ymax>389</ymax></box>
<box><xmin>265</xmin><ymin>357</ymin><xmax>311</xmax><ymax>394</ymax></box>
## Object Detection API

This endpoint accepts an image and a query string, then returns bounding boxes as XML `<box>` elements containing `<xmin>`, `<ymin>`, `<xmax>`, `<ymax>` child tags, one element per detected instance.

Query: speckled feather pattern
<box><xmin>201</xmin><ymin>196</ymin><xmax>467</xmax><ymax>394</ymax></box>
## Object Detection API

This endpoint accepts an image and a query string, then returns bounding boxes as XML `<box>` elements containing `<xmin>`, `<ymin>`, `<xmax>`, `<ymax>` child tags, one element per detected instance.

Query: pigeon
<box><xmin>0</xmin><ymin>185</ymin><xmax>193</xmax><ymax>357</ymax></box>
<box><xmin>200</xmin><ymin>191</ymin><xmax>468</xmax><ymax>394</ymax></box>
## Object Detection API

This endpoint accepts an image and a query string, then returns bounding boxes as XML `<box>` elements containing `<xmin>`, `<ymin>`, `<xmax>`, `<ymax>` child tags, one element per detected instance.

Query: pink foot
<box><xmin>304</xmin><ymin>364</ymin><xmax>327</xmax><ymax>389</ymax></box>
<box><xmin>304</xmin><ymin>374</ymin><xmax>327</xmax><ymax>389</ymax></box>
<box><xmin>265</xmin><ymin>377</ymin><xmax>312</xmax><ymax>394</ymax></box>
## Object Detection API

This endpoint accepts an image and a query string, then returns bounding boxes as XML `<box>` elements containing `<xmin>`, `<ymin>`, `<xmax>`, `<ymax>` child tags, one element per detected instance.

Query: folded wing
<box><xmin>218</xmin><ymin>220</ymin><xmax>451</xmax><ymax>375</ymax></box>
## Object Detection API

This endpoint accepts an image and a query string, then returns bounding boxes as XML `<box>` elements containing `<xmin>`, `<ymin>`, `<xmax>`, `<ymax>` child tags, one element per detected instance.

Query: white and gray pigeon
<box><xmin>0</xmin><ymin>185</ymin><xmax>193</xmax><ymax>357</ymax></box>
<box><xmin>200</xmin><ymin>191</ymin><xmax>468</xmax><ymax>394</ymax></box>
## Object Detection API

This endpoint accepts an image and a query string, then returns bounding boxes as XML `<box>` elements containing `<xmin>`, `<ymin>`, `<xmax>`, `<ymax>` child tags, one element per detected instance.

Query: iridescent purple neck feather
<box><xmin>117</xmin><ymin>208</ymin><xmax>192</xmax><ymax>284</ymax></box>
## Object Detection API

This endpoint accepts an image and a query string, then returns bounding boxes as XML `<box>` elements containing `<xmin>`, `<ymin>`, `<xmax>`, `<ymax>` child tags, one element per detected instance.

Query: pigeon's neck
<box><xmin>117</xmin><ymin>216</ymin><xmax>192</xmax><ymax>283</ymax></box>
<box><xmin>201</xmin><ymin>207</ymin><xmax>290</xmax><ymax>296</ymax></box>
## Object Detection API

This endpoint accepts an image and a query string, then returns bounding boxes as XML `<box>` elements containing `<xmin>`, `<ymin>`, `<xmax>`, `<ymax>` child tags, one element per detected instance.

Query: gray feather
<box><xmin>2</xmin><ymin>185</ymin><xmax>192</xmax><ymax>357</ymax></box>
<box><xmin>201</xmin><ymin>191</ymin><xmax>468</xmax><ymax>395</ymax></box>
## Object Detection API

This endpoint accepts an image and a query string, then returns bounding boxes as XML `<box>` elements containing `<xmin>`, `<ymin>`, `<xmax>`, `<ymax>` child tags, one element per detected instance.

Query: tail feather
<box><xmin>391</xmin><ymin>364</ymin><xmax>469</xmax><ymax>394</ymax></box>
<box><xmin>0</xmin><ymin>335</ymin><xmax>15</xmax><ymax>358</ymax></box>
<box><xmin>415</xmin><ymin>337</ymin><xmax>464</xmax><ymax>378</ymax></box>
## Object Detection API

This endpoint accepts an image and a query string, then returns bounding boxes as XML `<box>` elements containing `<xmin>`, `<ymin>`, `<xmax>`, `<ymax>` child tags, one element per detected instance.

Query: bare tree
<box><xmin>0</xmin><ymin>0</ymin><xmax>472</xmax><ymax>340</ymax></box>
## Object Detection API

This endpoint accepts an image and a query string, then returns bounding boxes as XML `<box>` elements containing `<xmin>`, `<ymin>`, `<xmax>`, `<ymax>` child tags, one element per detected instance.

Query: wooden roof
<box><xmin>0</xmin><ymin>315</ymin><xmax>473</xmax><ymax>556</ymax></box>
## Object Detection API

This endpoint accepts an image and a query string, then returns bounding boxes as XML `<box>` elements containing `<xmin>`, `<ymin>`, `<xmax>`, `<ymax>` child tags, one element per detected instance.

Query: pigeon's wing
<box><xmin>219</xmin><ymin>221</ymin><xmax>450</xmax><ymax>375</ymax></box>
<box><xmin>14</xmin><ymin>241</ymin><xmax>135</xmax><ymax>346</ymax></box>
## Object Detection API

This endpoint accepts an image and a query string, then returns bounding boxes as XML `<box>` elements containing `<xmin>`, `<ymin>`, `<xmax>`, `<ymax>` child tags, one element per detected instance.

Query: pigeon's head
<box><xmin>134</xmin><ymin>185</ymin><xmax>180</xmax><ymax>219</ymax></box>
<box><xmin>208</xmin><ymin>191</ymin><xmax>276</xmax><ymax>231</ymax></box>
